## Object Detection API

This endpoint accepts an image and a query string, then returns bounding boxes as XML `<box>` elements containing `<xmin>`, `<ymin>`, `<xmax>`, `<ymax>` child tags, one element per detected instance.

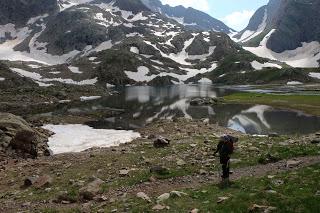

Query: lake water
<box><xmin>57</xmin><ymin>85</ymin><xmax>320</xmax><ymax>135</ymax></box>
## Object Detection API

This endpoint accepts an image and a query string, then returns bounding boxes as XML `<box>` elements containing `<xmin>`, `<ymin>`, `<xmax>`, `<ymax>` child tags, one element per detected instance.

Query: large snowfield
<box><xmin>43</xmin><ymin>124</ymin><xmax>141</xmax><ymax>154</ymax></box>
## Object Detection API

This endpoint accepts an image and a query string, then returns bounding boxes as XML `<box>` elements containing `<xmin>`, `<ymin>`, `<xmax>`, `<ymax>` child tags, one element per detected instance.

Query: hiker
<box><xmin>214</xmin><ymin>135</ymin><xmax>238</xmax><ymax>185</ymax></box>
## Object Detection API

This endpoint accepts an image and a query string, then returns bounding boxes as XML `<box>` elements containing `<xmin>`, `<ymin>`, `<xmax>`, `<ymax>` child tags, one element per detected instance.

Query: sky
<box><xmin>160</xmin><ymin>0</ymin><xmax>269</xmax><ymax>31</ymax></box>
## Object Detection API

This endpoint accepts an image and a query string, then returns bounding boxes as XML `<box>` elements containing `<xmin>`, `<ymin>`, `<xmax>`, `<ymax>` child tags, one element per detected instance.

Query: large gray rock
<box><xmin>0</xmin><ymin>113</ymin><xmax>51</xmax><ymax>158</ymax></box>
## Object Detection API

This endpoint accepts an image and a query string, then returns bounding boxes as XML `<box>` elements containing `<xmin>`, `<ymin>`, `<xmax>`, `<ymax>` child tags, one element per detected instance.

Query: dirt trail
<box><xmin>108</xmin><ymin>155</ymin><xmax>320</xmax><ymax>196</ymax></box>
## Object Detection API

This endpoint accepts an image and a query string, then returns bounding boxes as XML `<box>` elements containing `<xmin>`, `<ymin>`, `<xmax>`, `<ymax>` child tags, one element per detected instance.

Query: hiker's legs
<box><xmin>222</xmin><ymin>163</ymin><xmax>229</xmax><ymax>179</ymax></box>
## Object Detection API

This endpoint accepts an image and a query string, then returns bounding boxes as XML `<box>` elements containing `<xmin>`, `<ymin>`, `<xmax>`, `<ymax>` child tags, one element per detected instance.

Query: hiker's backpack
<box><xmin>219</xmin><ymin>135</ymin><xmax>235</xmax><ymax>155</ymax></box>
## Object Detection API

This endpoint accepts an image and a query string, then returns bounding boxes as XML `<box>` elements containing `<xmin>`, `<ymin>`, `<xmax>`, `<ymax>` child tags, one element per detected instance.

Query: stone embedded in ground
<box><xmin>136</xmin><ymin>192</ymin><xmax>152</xmax><ymax>203</ymax></box>
<box><xmin>249</xmin><ymin>204</ymin><xmax>277</xmax><ymax>212</ymax></box>
<box><xmin>79</xmin><ymin>178</ymin><xmax>104</xmax><ymax>200</ymax></box>
<box><xmin>286</xmin><ymin>160</ymin><xmax>302</xmax><ymax>168</ymax></box>
<box><xmin>311</xmin><ymin>138</ymin><xmax>320</xmax><ymax>144</ymax></box>
<box><xmin>153</xmin><ymin>136</ymin><xmax>170</xmax><ymax>148</ymax></box>
<box><xmin>119</xmin><ymin>169</ymin><xmax>130</xmax><ymax>176</ymax></box>
<box><xmin>170</xmin><ymin>191</ymin><xmax>188</xmax><ymax>197</ymax></box>
<box><xmin>190</xmin><ymin>209</ymin><xmax>199</xmax><ymax>213</ymax></box>
<box><xmin>157</xmin><ymin>193</ymin><xmax>170</xmax><ymax>203</ymax></box>
<box><xmin>248</xmin><ymin>146</ymin><xmax>260</xmax><ymax>152</ymax></box>
<box><xmin>199</xmin><ymin>169</ymin><xmax>207</xmax><ymax>175</ymax></box>
<box><xmin>152</xmin><ymin>204</ymin><xmax>167</xmax><ymax>210</ymax></box>
<box><xmin>24</xmin><ymin>176</ymin><xmax>39</xmax><ymax>187</ymax></box>
<box><xmin>34</xmin><ymin>175</ymin><xmax>53</xmax><ymax>188</ymax></box>
<box><xmin>217</xmin><ymin>196</ymin><xmax>230</xmax><ymax>203</ymax></box>
<box><xmin>272</xmin><ymin>179</ymin><xmax>284</xmax><ymax>186</ymax></box>
<box><xmin>176</xmin><ymin>159</ymin><xmax>186</xmax><ymax>166</ymax></box>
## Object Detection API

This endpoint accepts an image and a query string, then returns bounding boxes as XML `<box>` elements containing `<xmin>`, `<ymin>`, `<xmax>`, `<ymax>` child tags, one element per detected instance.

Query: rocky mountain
<box><xmin>0</xmin><ymin>0</ymin><xmax>319</xmax><ymax>88</ymax></box>
<box><xmin>141</xmin><ymin>0</ymin><xmax>234</xmax><ymax>33</ymax></box>
<box><xmin>233</xmin><ymin>0</ymin><xmax>320</xmax><ymax>68</ymax></box>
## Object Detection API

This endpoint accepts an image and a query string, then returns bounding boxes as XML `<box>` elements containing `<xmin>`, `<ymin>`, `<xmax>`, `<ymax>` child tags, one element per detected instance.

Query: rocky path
<box><xmin>1</xmin><ymin>155</ymin><xmax>320</xmax><ymax>212</ymax></box>
<box><xmin>107</xmin><ymin>155</ymin><xmax>320</xmax><ymax>196</ymax></box>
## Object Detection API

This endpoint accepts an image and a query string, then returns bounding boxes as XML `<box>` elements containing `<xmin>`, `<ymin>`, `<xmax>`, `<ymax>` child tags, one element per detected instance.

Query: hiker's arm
<box><xmin>214</xmin><ymin>142</ymin><xmax>223</xmax><ymax>155</ymax></box>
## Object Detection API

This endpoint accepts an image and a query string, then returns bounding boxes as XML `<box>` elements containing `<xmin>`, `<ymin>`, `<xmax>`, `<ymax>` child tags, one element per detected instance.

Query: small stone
<box><xmin>79</xmin><ymin>178</ymin><xmax>104</xmax><ymax>200</ymax></box>
<box><xmin>315</xmin><ymin>191</ymin><xmax>320</xmax><ymax>196</ymax></box>
<box><xmin>22</xmin><ymin>202</ymin><xmax>31</xmax><ymax>207</ymax></box>
<box><xmin>248</xmin><ymin>147</ymin><xmax>260</xmax><ymax>152</ymax></box>
<box><xmin>311</xmin><ymin>139</ymin><xmax>320</xmax><ymax>144</ymax></box>
<box><xmin>217</xmin><ymin>196</ymin><xmax>230</xmax><ymax>203</ymax></box>
<box><xmin>137</xmin><ymin>192</ymin><xmax>152</xmax><ymax>203</ymax></box>
<box><xmin>272</xmin><ymin>179</ymin><xmax>284</xmax><ymax>186</ymax></box>
<box><xmin>119</xmin><ymin>169</ymin><xmax>130</xmax><ymax>176</ymax></box>
<box><xmin>152</xmin><ymin>204</ymin><xmax>167</xmax><ymax>210</ymax></box>
<box><xmin>266</xmin><ymin>190</ymin><xmax>277</xmax><ymax>194</ymax></box>
<box><xmin>190</xmin><ymin>209</ymin><xmax>199</xmax><ymax>213</ymax></box>
<box><xmin>176</xmin><ymin>159</ymin><xmax>186</xmax><ymax>166</ymax></box>
<box><xmin>33</xmin><ymin>175</ymin><xmax>53</xmax><ymax>189</ymax></box>
<box><xmin>24</xmin><ymin>176</ymin><xmax>38</xmax><ymax>187</ymax></box>
<box><xmin>199</xmin><ymin>169</ymin><xmax>207</xmax><ymax>175</ymax></box>
<box><xmin>249</xmin><ymin>204</ymin><xmax>277</xmax><ymax>212</ymax></box>
<box><xmin>157</xmin><ymin>193</ymin><xmax>170</xmax><ymax>203</ymax></box>
<box><xmin>286</xmin><ymin>160</ymin><xmax>302</xmax><ymax>168</ymax></box>
<box><xmin>170</xmin><ymin>191</ymin><xmax>188</xmax><ymax>197</ymax></box>
<box><xmin>153</xmin><ymin>136</ymin><xmax>170</xmax><ymax>148</ymax></box>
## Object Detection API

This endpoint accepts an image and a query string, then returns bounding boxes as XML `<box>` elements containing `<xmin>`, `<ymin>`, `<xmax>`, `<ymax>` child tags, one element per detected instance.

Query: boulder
<box><xmin>153</xmin><ymin>136</ymin><xmax>170</xmax><ymax>148</ymax></box>
<box><xmin>0</xmin><ymin>113</ymin><xmax>50</xmax><ymax>158</ymax></box>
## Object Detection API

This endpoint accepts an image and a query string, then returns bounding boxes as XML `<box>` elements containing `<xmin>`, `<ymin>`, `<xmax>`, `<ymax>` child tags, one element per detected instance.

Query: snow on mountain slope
<box><xmin>244</xmin><ymin>30</ymin><xmax>320</xmax><ymax>68</ymax></box>
<box><xmin>233</xmin><ymin>8</ymin><xmax>267</xmax><ymax>43</ymax></box>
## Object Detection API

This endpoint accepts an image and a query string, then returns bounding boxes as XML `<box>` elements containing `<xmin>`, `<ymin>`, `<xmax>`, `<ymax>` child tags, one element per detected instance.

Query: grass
<box><xmin>108</xmin><ymin>163</ymin><xmax>320</xmax><ymax>213</ymax></box>
<box><xmin>224</xmin><ymin>92</ymin><xmax>320</xmax><ymax>116</ymax></box>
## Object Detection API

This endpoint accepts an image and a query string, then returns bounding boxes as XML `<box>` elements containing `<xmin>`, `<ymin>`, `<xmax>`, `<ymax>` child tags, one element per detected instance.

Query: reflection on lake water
<box><xmin>56</xmin><ymin>85</ymin><xmax>320</xmax><ymax>135</ymax></box>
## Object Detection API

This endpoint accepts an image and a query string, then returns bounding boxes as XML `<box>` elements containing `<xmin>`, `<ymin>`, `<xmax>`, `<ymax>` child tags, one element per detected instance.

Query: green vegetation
<box><xmin>119</xmin><ymin>163</ymin><xmax>320</xmax><ymax>213</ymax></box>
<box><xmin>224</xmin><ymin>92</ymin><xmax>320</xmax><ymax>116</ymax></box>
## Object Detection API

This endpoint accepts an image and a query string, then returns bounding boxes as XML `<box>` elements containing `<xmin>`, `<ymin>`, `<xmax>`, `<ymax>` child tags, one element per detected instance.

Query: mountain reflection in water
<box><xmin>54</xmin><ymin>85</ymin><xmax>320</xmax><ymax>135</ymax></box>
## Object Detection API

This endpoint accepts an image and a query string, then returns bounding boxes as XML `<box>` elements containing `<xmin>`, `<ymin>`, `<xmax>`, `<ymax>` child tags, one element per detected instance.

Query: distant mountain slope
<box><xmin>1</xmin><ymin>0</ymin><xmax>319</xmax><ymax>87</ymax></box>
<box><xmin>233</xmin><ymin>0</ymin><xmax>320</xmax><ymax>68</ymax></box>
<box><xmin>141</xmin><ymin>0</ymin><xmax>234</xmax><ymax>33</ymax></box>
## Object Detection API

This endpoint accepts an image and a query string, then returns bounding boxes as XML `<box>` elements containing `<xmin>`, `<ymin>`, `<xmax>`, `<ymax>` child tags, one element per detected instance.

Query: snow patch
<box><xmin>251</xmin><ymin>60</ymin><xmax>282</xmax><ymax>70</ymax></box>
<box><xmin>287</xmin><ymin>81</ymin><xmax>303</xmax><ymax>85</ymax></box>
<box><xmin>308</xmin><ymin>72</ymin><xmax>320</xmax><ymax>79</ymax></box>
<box><xmin>68</xmin><ymin>66</ymin><xmax>82</xmax><ymax>74</ymax></box>
<box><xmin>80</xmin><ymin>96</ymin><xmax>102</xmax><ymax>101</ymax></box>
<box><xmin>198</xmin><ymin>78</ymin><xmax>212</xmax><ymax>84</ymax></box>
<box><xmin>11</xmin><ymin>68</ymin><xmax>97</xmax><ymax>85</ymax></box>
<box><xmin>43</xmin><ymin>124</ymin><xmax>140</xmax><ymax>154</ymax></box>
<box><xmin>130</xmin><ymin>47</ymin><xmax>139</xmax><ymax>54</ymax></box>
<box><xmin>244</xmin><ymin>30</ymin><xmax>320</xmax><ymax>68</ymax></box>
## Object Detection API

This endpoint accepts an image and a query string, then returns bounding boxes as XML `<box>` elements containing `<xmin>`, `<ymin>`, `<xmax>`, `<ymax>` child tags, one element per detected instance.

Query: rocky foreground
<box><xmin>0</xmin><ymin>113</ymin><xmax>319</xmax><ymax>212</ymax></box>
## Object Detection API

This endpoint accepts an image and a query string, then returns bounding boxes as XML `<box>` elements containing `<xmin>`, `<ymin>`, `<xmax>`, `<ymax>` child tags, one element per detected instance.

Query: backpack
<box><xmin>219</xmin><ymin>135</ymin><xmax>235</xmax><ymax>155</ymax></box>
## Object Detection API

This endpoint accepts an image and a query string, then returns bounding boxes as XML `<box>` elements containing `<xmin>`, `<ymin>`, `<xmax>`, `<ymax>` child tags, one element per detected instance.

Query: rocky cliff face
<box><xmin>141</xmin><ymin>0</ymin><xmax>234</xmax><ymax>33</ymax></box>
<box><xmin>235</xmin><ymin>0</ymin><xmax>320</xmax><ymax>68</ymax></box>
<box><xmin>0</xmin><ymin>0</ymin><xmax>58</xmax><ymax>27</ymax></box>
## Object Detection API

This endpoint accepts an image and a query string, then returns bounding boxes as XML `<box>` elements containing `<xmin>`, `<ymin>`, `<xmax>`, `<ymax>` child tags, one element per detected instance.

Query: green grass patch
<box><xmin>224</xmin><ymin>92</ymin><xmax>320</xmax><ymax>116</ymax></box>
